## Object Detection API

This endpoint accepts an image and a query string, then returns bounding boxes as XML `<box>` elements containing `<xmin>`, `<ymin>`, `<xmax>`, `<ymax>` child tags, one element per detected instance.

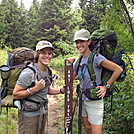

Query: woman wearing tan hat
<box><xmin>69</xmin><ymin>29</ymin><xmax>123</xmax><ymax>134</ymax></box>
<box><xmin>13</xmin><ymin>40</ymin><xmax>65</xmax><ymax>134</ymax></box>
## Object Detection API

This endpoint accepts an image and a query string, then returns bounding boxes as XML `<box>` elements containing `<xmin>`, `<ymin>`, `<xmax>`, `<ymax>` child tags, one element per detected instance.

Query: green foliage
<box><xmin>50</xmin><ymin>50</ymin><xmax>78</xmax><ymax>69</ymax></box>
<box><xmin>53</xmin><ymin>40</ymin><xmax>76</xmax><ymax>56</ymax></box>
<box><xmin>79</xmin><ymin>0</ymin><xmax>107</xmax><ymax>33</ymax></box>
<box><xmin>23</xmin><ymin>0</ymin><xmax>41</xmax><ymax>49</ymax></box>
<box><xmin>0</xmin><ymin>0</ymin><xmax>28</xmax><ymax>49</ymax></box>
<box><xmin>0</xmin><ymin>0</ymin><xmax>80</xmax><ymax>56</ymax></box>
<box><xmin>38</xmin><ymin>0</ymin><xmax>77</xmax><ymax>46</ymax></box>
<box><xmin>103</xmin><ymin>53</ymin><xmax>134</xmax><ymax>134</ymax></box>
<box><xmin>0</xmin><ymin>47</ymin><xmax>11</xmax><ymax>65</ymax></box>
<box><xmin>0</xmin><ymin>108</ymin><xmax>18</xmax><ymax>134</ymax></box>
<box><xmin>100</xmin><ymin>0</ymin><xmax>134</xmax><ymax>53</ymax></box>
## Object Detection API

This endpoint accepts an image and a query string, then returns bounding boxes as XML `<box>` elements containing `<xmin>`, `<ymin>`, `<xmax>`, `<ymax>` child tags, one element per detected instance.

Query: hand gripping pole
<box><xmin>64</xmin><ymin>60</ymin><xmax>73</xmax><ymax>134</ymax></box>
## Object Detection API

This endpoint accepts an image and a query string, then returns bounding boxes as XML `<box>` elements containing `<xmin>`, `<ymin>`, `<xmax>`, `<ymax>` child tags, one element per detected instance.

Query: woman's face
<box><xmin>38</xmin><ymin>48</ymin><xmax>54</xmax><ymax>66</ymax></box>
<box><xmin>75</xmin><ymin>40</ymin><xmax>90</xmax><ymax>54</ymax></box>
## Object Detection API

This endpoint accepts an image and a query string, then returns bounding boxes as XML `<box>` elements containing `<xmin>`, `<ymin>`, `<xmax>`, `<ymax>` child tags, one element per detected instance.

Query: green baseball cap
<box><xmin>74</xmin><ymin>29</ymin><xmax>90</xmax><ymax>42</ymax></box>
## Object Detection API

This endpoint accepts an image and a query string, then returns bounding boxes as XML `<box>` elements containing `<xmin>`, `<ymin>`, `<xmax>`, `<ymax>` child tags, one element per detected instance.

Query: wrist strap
<box><xmin>60</xmin><ymin>88</ymin><xmax>64</xmax><ymax>94</ymax></box>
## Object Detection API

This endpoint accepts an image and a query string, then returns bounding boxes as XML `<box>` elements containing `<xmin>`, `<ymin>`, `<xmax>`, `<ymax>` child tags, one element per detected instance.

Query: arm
<box><xmin>101</xmin><ymin>59</ymin><xmax>123</xmax><ymax>85</ymax></box>
<box><xmin>48</xmin><ymin>86</ymin><xmax>66</xmax><ymax>95</ymax></box>
<box><xmin>96</xmin><ymin>59</ymin><xmax>123</xmax><ymax>98</ymax></box>
<box><xmin>48</xmin><ymin>87</ymin><xmax>61</xmax><ymax>95</ymax></box>
<box><xmin>13</xmin><ymin>79</ymin><xmax>45</xmax><ymax>100</ymax></box>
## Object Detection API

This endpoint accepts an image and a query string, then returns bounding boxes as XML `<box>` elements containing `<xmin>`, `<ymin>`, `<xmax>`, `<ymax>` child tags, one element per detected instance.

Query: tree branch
<box><xmin>120</xmin><ymin>0</ymin><xmax>134</xmax><ymax>37</ymax></box>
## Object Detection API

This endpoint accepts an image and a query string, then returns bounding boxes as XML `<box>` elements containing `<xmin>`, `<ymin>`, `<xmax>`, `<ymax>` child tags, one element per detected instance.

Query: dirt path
<box><xmin>13</xmin><ymin>95</ymin><xmax>63</xmax><ymax>134</ymax></box>
<box><xmin>46</xmin><ymin>95</ymin><xmax>63</xmax><ymax>134</ymax></box>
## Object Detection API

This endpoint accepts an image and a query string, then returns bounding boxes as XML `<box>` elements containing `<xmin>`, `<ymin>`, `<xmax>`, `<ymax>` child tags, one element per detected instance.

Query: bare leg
<box><xmin>90</xmin><ymin>124</ymin><xmax>102</xmax><ymax>134</ymax></box>
<box><xmin>82</xmin><ymin>117</ymin><xmax>102</xmax><ymax>134</ymax></box>
<box><xmin>82</xmin><ymin>117</ymin><xmax>91</xmax><ymax>134</ymax></box>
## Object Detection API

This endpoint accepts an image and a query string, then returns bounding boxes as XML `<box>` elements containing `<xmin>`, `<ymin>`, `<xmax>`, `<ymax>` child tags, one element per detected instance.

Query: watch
<box><xmin>104</xmin><ymin>83</ymin><xmax>111</xmax><ymax>89</ymax></box>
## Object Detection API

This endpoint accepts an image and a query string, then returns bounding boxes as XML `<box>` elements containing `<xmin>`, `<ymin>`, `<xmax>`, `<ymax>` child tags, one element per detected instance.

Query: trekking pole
<box><xmin>0</xmin><ymin>88</ymin><xmax>2</xmax><ymax>115</ymax></box>
<box><xmin>64</xmin><ymin>59</ymin><xmax>73</xmax><ymax>134</ymax></box>
<box><xmin>78</xmin><ymin>89</ymin><xmax>82</xmax><ymax>134</ymax></box>
<box><xmin>6</xmin><ymin>107</ymin><xmax>8</xmax><ymax>134</ymax></box>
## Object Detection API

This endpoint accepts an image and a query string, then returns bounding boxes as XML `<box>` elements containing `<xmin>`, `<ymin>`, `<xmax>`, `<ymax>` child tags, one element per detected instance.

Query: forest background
<box><xmin>0</xmin><ymin>0</ymin><xmax>134</xmax><ymax>134</ymax></box>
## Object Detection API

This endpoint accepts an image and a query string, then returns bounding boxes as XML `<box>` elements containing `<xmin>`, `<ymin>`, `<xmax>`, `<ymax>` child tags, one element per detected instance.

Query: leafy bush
<box><xmin>50</xmin><ymin>52</ymin><xmax>79</xmax><ymax>69</ymax></box>
<box><xmin>53</xmin><ymin>40</ymin><xmax>76</xmax><ymax>57</ymax></box>
<box><xmin>103</xmin><ymin>54</ymin><xmax>134</xmax><ymax>134</ymax></box>
<box><xmin>0</xmin><ymin>49</ymin><xmax>8</xmax><ymax>65</ymax></box>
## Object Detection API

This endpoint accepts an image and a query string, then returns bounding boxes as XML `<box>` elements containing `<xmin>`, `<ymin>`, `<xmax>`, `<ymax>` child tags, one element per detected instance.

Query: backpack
<box><xmin>76</xmin><ymin>29</ymin><xmax>126</xmax><ymax>100</ymax></box>
<box><xmin>0</xmin><ymin>47</ymin><xmax>53</xmax><ymax>110</ymax></box>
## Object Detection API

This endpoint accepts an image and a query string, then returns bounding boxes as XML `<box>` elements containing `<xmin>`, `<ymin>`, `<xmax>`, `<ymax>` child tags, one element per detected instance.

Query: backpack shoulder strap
<box><xmin>26</xmin><ymin>62</ymin><xmax>36</xmax><ymax>74</ymax></box>
<box><xmin>76</xmin><ymin>56</ymin><xmax>82</xmax><ymax>75</ymax></box>
<box><xmin>47</xmin><ymin>66</ymin><xmax>52</xmax><ymax>83</ymax></box>
<box><xmin>87</xmin><ymin>51</ymin><xmax>97</xmax><ymax>83</ymax></box>
<box><xmin>76</xmin><ymin>52</ymin><xmax>97</xmax><ymax>83</ymax></box>
<box><xmin>27</xmin><ymin>63</ymin><xmax>53</xmax><ymax>84</ymax></box>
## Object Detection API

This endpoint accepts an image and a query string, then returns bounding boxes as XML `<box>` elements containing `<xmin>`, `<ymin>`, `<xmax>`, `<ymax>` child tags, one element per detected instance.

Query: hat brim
<box><xmin>36</xmin><ymin>46</ymin><xmax>54</xmax><ymax>51</ymax></box>
<box><xmin>74</xmin><ymin>37</ymin><xmax>89</xmax><ymax>42</ymax></box>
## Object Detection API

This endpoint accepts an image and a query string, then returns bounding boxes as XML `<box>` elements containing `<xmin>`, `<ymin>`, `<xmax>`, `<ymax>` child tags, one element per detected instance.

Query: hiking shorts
<box><xmin>18</xmin><ymin>112</ymin><xmax>47</xmax><ymax>134</ymax></box>
<box><xmin>82</xmin><ymin>99</ymin><xmax>104</xmax><ymax>125</ymax></box>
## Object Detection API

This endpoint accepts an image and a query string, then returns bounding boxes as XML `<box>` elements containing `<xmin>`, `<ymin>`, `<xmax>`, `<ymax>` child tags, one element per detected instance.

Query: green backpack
<box><xmin>76</xmin><ymin>29</ymin><xmax>126</xmax><ymax>100</ymax></box>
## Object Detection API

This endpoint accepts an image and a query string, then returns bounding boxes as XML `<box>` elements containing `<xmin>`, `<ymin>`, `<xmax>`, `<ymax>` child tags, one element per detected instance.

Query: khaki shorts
<box><xmin>18</xmin><ymin>112</ymin><xmax>47</xmax><ymax>134</ymax></box>
<box><xmin>82</xmin><ymin>99</ymin><xmax>104</xmax><ymax>125</ymax></box>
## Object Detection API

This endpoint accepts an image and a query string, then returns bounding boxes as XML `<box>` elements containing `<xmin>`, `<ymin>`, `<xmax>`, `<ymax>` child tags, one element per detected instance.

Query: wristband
<box><xmin>60</xmin><ymin>88</ymin><xmax>64</xmax><ymax>94</ymax></box>
<box><xmin>27</xmin><ymin>88</ymin><xmax>33</xmax><ymax>95</ymax></box>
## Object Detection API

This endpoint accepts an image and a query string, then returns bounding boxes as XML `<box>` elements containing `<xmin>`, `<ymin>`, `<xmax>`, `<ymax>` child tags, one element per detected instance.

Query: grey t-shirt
<box><xmin>17</xmin><ymin>63</ymin><xmax>50</xmax><ymax>116</ymax></box>
<box><xmin>73</xmin><ymin>53</ymin><xmax>106</xmax><ymax>100</ymax></box>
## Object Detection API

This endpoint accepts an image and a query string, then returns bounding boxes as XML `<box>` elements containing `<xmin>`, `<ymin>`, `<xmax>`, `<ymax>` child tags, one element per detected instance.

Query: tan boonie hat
<box><xmin>36</xmin><ymin>40</ymin><xmax>54</xmax><ymax>51</ymax></box>
<box><xmin>74</xmin><ymin>29</ymin><xmax>90</xmax><ymax>41</ymax></box>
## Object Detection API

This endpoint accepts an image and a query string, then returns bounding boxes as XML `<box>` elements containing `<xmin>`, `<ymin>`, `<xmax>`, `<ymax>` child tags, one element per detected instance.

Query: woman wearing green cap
<box><xmin>68</xmin><ymin>29</ymin><xmax>123</xmax><ymax>134</ymax></box>
<box><xmin>13</xmin><ymin>40</ymin><xmax>65</xmax><ymax>134</ymax></box>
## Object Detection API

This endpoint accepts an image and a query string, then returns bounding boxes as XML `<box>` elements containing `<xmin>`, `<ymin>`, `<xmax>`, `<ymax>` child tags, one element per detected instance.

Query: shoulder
<box><xmin>94</xmin><ymin>53</ymin><xmax>106</xmax><ymax>60</ymax></box>
<box><xmin>93</xmin><ymin>53</ymin><xmax>106</xmax><ymax>66</ymax></box>
<box><xmin>74</xmin><ymin>58</ymin><xmax>80</xmax><ymax>64</ymax></box>
<box><xmin>23</xmin><ymin>66</ymin><xmax>35</xmax><ymax>74</ymax></box>
<box><xmin>73</xmin><ymin>57</ymin><xmax>81</xmax><ymax>67</ymax></box>
<box><xmin>94</xmin><ymin>53</ymin><xmax>105</xmax><ymax>59</ymax></box>
<box><xmin>73</xmin><ymin>58</ymin><xmax>81</xmax><ymax>73</ymax></box>
<box><xmin>19</xmin><ymin>65</ymin><xmax>35</xmax><ymax>78</ymax></box>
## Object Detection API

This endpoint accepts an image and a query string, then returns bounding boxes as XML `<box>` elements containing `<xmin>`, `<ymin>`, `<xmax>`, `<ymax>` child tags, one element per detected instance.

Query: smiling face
<box><xmin>37</xmin><ymin>48</ymin><xmax>54</xmax><ymax>69</ymax></box>
<box><xmin>75</xmin><ymin>40</ymin><xmax>91</xmax><ymax>56</ymax></box>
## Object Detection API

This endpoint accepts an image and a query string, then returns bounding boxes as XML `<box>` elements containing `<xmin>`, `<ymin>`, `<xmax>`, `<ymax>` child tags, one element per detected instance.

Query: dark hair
<box><xmin>88</xmin><ymin>40</ymin><xmax>95</xmax><ymax>51</ymax></box>
<box><xmin>34</xmin><ymin>51</ymin><xmax>41</xmax><ymax>63</ymax></box>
